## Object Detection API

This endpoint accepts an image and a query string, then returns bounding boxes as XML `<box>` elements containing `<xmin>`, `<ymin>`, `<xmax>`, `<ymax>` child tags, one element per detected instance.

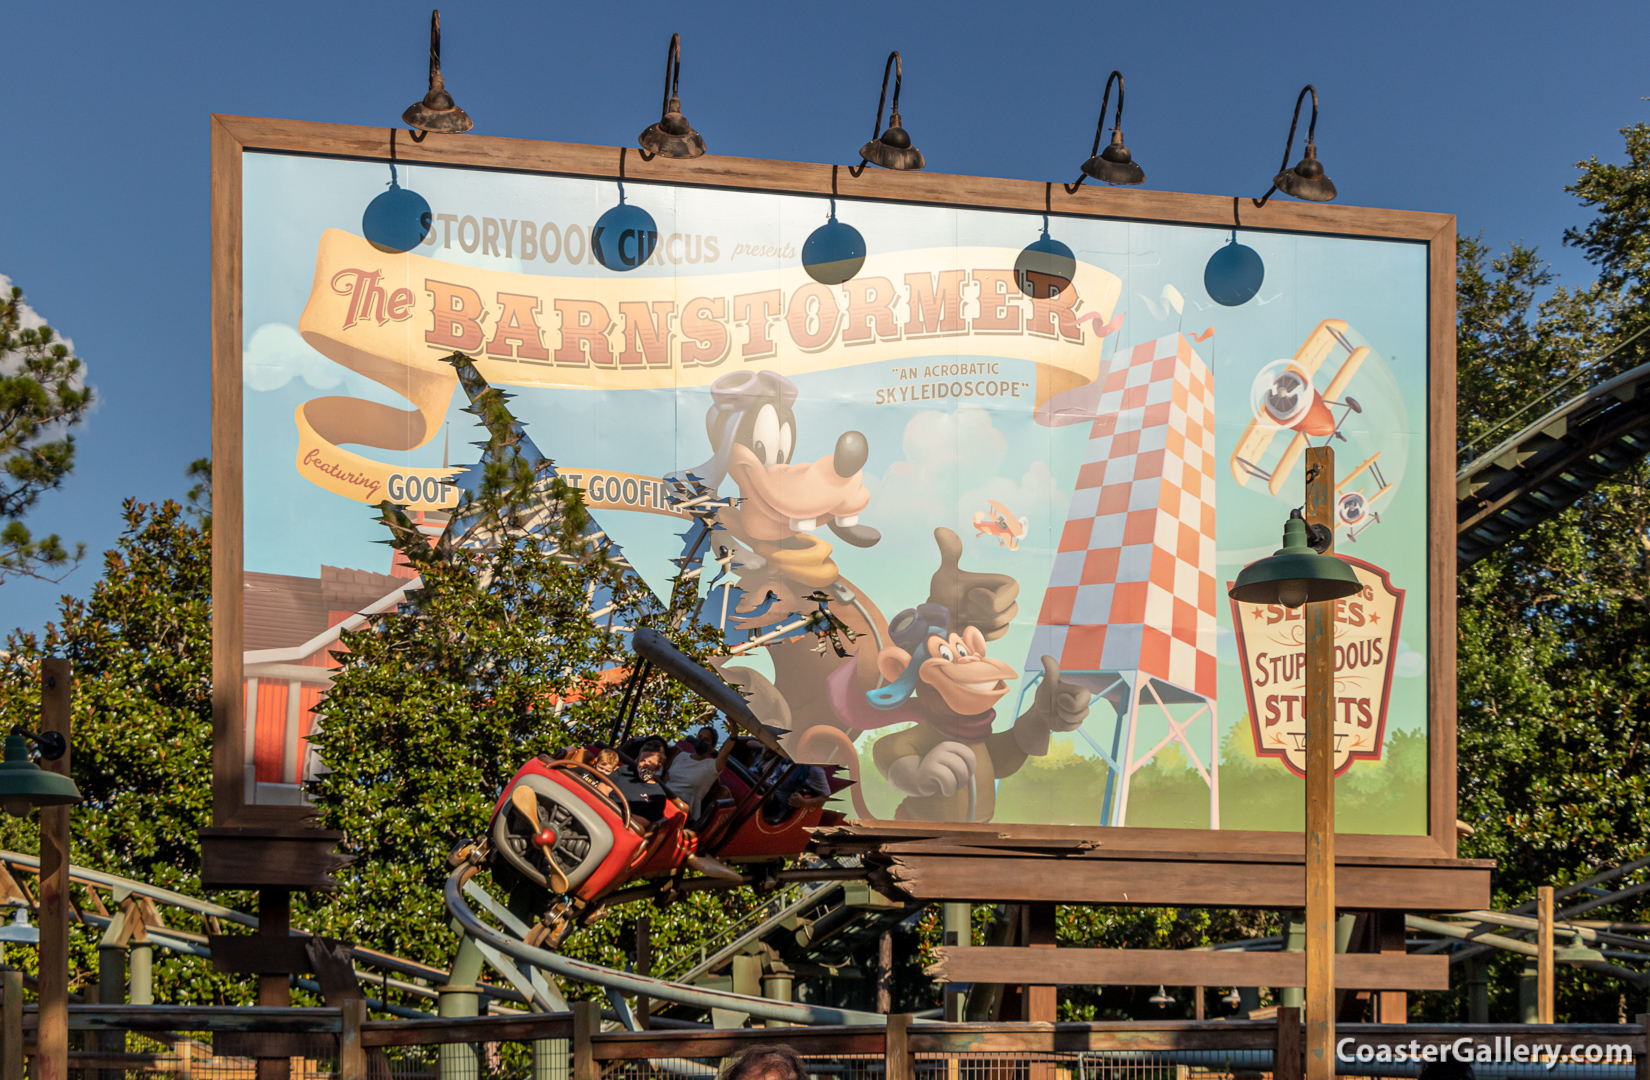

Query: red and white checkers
<box><xmin>1031</xmin><ymin>332</ymin><xmax>1218</xmax><ymax>698</ymax></box>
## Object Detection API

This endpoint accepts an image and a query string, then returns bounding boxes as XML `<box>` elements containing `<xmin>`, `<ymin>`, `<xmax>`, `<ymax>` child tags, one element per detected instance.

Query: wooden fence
<box><xmin>12</xmin><ymin>1002</ymin><xmax>1650</xmax><ymax>1080</ymax></box>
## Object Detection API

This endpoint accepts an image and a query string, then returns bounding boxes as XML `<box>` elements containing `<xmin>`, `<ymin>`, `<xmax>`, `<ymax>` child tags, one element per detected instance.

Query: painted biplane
<box><xmin>1229</xmin><ymin>319</ymin><xmax>1396</xmax><ymax>539</ymax></box>
<box><xmin>474</xmin><ymin>629</ymin><xmax>851</xmax><ymax>947</ymax></box>
<box><xmin>972</xmin><ymin>500</ymin><xmax>1029</xmax><ymax>550</ymax></box>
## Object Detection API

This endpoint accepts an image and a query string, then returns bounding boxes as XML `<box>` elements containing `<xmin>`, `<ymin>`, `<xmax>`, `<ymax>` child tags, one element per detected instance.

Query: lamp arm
<box><xmin>1089</xmin><ymin>70</ymin><xmax>1125</xmax><ymax>157</ymax></box>
<box><xmin>851</xmin><ymin>51</ymin><xmax>903</xmax><ymax>177</ymax></box>
<box><xmin>427</xmin><ymin>10</ymin><xmax>444</xmax><ymax>96</ymax></box>
<box><xmin>7</xmin><ymin>726</ymin><xmax>66</xmax><ymax>761</ymax></box>
<box><xmin>1067</xmin><ymin>70</ymin><xmax>1125</xmax><ymax>193</ymax></box>
<box><xmin>871</xmin><ymin>51</ymin><xmax>901</xmax><ymax>140</ymax></box>
<box><xmin>661</xmin><ymin>33</ymin><xmax>682</xmax><ymax>118</ymax></box>
<box><xmin>1253</xmin><ymin>84</ymin><xmax>1318</xmax><ymax>208</ymax></box>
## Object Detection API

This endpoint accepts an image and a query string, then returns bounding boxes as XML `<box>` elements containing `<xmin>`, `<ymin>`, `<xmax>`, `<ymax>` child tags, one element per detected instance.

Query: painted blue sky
<box><xmin>4</xmin><ymin>0</ymin><xmax>1648</xmax><ymax>632</ymax></box>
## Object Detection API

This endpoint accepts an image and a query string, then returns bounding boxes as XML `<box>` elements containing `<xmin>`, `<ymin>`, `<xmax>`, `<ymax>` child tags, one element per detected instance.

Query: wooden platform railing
<box><xmin>13</xmin><ymin>1002</ymin><xmax>1650</xmax><ymax>1080</ymax></box>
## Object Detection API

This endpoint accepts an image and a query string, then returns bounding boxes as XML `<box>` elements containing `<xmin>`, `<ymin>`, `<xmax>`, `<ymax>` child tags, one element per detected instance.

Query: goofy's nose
<box><xmin>834</xmin><ymin>431</ymin><xmax>869</xmax><ymax>477</ymax></box>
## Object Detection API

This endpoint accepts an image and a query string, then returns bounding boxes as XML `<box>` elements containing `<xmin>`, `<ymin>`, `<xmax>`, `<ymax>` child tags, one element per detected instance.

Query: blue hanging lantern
<box><xmin>363</xmin><ymin>166</ymin><xmax>433</xmax><ymax>254</ymax></box>
<box><xmin>802</xmin><ymin>199</ymin><xmax>867</xmax><ymax>286</ymax></box>
<box><xmin>1204</xmin><ymin>232</ymin><xmax>1265</xmax><ymax>307</ymax></box>
<box><xmin>1015</xmin><ymin>215</ymin><xmax>1077</xmax><ymax>298</ymax></box>
<box><xmin>592</xmin><ymin>185</ymin><xmax>659</xmax><ymax>272</ymax></box>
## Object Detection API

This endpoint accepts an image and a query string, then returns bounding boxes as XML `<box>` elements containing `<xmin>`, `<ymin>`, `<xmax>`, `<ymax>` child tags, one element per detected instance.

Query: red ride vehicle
<box><xmin>477</xmin><ymin>629</ymin><xmax>849</xmax><ymax>946</ymax></box>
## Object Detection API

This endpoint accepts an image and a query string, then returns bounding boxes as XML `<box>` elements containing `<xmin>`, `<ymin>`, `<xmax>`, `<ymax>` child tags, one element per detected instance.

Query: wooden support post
<box><xmin>884</xmin><ymin>1012</ymin><xmax>913</xmax><ymax>1080</ymax></box>
<box><xmin>338</xmin><ymin>998</ymin><xmax>366</xmax><ymax>1080</ymax></box>
<box><xmin>572</xmin><ymin>1000</ymin><xmax>600</xmax><ymax>1080</ymax></box>
<box><xmin>1538</xmin><ymin>886</ymin><xmax>1555</xmax><ymax>1024</ymax></box>
<box><xmin>1376</xmin><ymin>912</ymin><xmax>1408</xmax><ymax>1023</ymax></box>
<box><xmin>1303</xmin><ymin>447</ymin><xmax>1336</xmax><ymax>1080</ymax></box>
<box><xmin>877</xmin><ymin>931</ymin><xmax>893</xmax><ymax>1014</ymax></box>
<box><xmin>1276</xmin><ymin>1006</ymin><xmax>1302</xmax><ymax>1080</ymax></box>
<box><xmin>257</xmin><ymin>887</ymin><xmax>292</xmax><ymax>1080</ymax></box>
<box><xmin>635</xmin><ymin>914</ymin><xmax>650</xmax><ymax>1031</ymax></box>
<box><xmin>1195</xmin><ymin>985</ymin><xmax>1204</xmax><ymax>1021</ymax></box>
<box><xmin>38</xmin><ymin>658</ymin><xmax>72</xmax><ymax>1080</ymax></box>
<box><xmin>2</xmin><ymin>969</ymin><xmax>22</xmax><ymax>1080</ymax></box>
<box><xmin>1025</xmin><ymin>902</ymin><xmax>1057</xmax><ymax>1022</ymax></box>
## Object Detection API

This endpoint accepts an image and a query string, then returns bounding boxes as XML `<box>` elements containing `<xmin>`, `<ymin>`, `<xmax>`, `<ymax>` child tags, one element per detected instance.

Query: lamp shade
<box><xmin>1080</xmin><ymin>129</ymin><xmax>1145</xmax><ymax>186</ymax></box>
<box><xmin>0</xmin><ymin>906</ymin><xmax>38</xmax><ymax>944</ymax></box>
<box><xmin>1273</xmin><ymin>142</ymin><xmax>1336</xmax><ymax>203</ymax></box>
<box><xmin>1228</xmin><ymin>510</ymin><xmax>1361</xmax><ymax>608</ymax></box>
<box><xmin>1553</xmin><ymin>931</ymin><xmax>1604</xmax><ymax>966</ymax></box>
<box><xmin>638</xmin><ymin>35</ymin><xmax>706</xmax><ymax>159</ymax></box>
<box><xmin>0</xmin><ymin>732</ymin><xmax>81</xmax><ymax>817</ymax></box>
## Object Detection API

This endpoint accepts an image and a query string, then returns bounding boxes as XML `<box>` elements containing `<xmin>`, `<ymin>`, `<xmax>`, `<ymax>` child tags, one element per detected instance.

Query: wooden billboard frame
<box><xmin>208</xmin><ymin>114</ymin><xmax>1463</xmax><ymax>897</ymax></box>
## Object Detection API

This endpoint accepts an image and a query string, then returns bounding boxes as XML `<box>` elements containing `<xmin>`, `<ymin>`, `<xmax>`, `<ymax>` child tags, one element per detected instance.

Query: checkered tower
<box><xmin>1027</xmin><ymin>331</ymin><xmax>1219</xmax><ymax>827</ymax></box>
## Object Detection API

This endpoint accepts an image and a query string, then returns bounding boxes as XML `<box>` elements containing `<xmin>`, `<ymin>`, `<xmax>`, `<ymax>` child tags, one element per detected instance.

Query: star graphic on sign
<box><xmin>1368</xmin><ymin>611</ymin><xmax>1381</xmax><ymax>624</ymax></box>
<box><xmin>1251</xmin><ymin>607</ymin><xmax>1266</xmax><ymax>620</ymax></box>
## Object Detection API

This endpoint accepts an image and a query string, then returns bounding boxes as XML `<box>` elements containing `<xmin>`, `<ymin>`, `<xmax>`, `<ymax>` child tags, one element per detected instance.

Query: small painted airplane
<box><xmin>973</xmin><ymin>500</ymin><xmax>1029</xmax><ymax>550</ymax></box>
<box><xmin>1230</xmin><ymin>319</ymin><xmax>1371</xmax><ymax>497</ymax></box>
<box><xmin>1334</xmin><ymin>452</ymin><xmax>1394</xmax><ymax>543</ymax></box>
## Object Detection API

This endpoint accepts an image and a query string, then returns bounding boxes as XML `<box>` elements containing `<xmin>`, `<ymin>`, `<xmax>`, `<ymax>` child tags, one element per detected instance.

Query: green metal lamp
<box><xmin>1228</xmin><ymin>508</ymin><xmax>1363</xmax><ymax>609</ymax></box>
<box><xmin>1553</xmin><ymin>930</ymin><xmax>1605</xmax><ymax>965</ymax></box>
<box><xmin>0</xmin><ymin>728</ymin><xmax>81</xmax><ymax>818</ymax></box>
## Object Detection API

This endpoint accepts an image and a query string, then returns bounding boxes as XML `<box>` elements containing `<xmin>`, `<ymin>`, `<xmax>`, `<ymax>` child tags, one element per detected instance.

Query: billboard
<box><xmin>214</xmin><ymin>117</ymin><xmax>1455</xmax><ymax>860</ymax></box>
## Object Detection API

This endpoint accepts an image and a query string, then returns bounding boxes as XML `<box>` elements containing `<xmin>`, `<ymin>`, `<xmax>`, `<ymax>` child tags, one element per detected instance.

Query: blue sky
<box><xmin>3</xmin><ymin>0</ymin><xmax>1648</xmax><ymax>632</ymax></box>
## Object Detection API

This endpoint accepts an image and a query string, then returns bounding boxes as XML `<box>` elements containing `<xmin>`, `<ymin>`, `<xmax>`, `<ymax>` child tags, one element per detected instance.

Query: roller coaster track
<box><xmin>1458</xmin><ymin>358</ymin><xmax>1650</xmax><ymax>566</ymax></box>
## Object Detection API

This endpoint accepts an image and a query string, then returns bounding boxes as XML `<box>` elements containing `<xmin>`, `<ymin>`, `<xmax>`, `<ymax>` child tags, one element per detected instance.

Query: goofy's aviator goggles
<box><xmin>865</xmin><ymin>603</ymin><xmax>951</xmax><ymax>710</ymax></box>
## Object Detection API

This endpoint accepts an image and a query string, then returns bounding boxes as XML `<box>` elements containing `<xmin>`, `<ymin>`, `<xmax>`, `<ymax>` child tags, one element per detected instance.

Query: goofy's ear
<box><xmin>877</xmin><ymin>646</ymin><xmax>912</xmax><ymax>684</ymax></box>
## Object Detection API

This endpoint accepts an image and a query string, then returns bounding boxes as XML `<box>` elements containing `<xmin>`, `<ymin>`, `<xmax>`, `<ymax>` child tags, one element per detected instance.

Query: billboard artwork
<box><xmin>239</xmin><ymin>150</ymin><xmax>1431</xmax><ymax>835</ymax></box>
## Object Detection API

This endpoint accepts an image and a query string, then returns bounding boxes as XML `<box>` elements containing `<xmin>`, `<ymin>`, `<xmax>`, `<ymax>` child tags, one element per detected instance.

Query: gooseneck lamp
<box><xmin>1067</xmin><ymin>70</ymin><xmax>1145</xmax><ymax>191</ymax></box>
<box><xmin>853</xmin><ymin>52</ymin><xmax>925</xmax><ymax>174</ymax></box>
<box><xmin>1228</xmin><ymin>508</ymin><xmax>1361</xmax><ymax>609</ymax></box>
<box><xmin>0</xmin><ymin>728</ymin><xmax>81</xmax><ymax>818</ymax></box>
<box><xmin>638</xmin><ymin>34</ymin><xmax>707</xmax><ymax>159</ymax></box>
<box><xmin>1253</xmin><ymin>85</ymin><xmax>1335</xmax><ymax>207</ymax></box>
<box><xmin>403</xmin><ymin>10</ymin><xmax>474</xmax><ymax>139</ymax></box>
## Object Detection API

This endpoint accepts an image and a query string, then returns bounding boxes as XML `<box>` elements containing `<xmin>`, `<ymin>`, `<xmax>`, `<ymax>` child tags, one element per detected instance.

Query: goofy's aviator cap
<box><xmin>866</xmin><ymin>604</ymin><xmax>951</xmax><ymax>710</ymax></box>
<box><xmin>683</xmin><ymin>370</ymin><xmax>799</xmax><ymax>489</ymax></box>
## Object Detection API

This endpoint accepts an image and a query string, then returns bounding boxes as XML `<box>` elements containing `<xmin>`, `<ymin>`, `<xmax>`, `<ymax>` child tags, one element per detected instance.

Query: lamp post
<box><xmin>0</xmin><ymin>659</ymin><xmax>82</xmax><ymax>1080</ymax></box>
<box><xmin>1229</xmin><ymin>446</ymin><xmax>1359</xmax><ymax>1080</ymax></box>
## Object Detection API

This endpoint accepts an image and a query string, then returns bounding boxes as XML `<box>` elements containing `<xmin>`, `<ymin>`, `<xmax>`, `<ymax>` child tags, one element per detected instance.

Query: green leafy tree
<box><xmin>0</xmin><ymin>283</ymin><xmax>93</xmax><ymax>584</ymax></box>
<box><xmin>0</xmin><ymin>491</ymin><xmax>250</xmax><ymax>1003</ymax></box>
<box><xmin>1443</xmin><ymin>125</ymin><xmax>1650</xmax><ymax>1023</ymax></box>
<box><xmin>302</xmin><ymin>357</ymin><xmax>759</xmax><ymax>986</ymax></box>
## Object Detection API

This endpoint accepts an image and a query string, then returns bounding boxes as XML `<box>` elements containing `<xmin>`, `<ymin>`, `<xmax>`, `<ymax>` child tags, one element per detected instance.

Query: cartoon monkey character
<box><xmin>826</xmin><ymin>601</ymin><xmax>1092</xmax><ymax>822</ymax></box>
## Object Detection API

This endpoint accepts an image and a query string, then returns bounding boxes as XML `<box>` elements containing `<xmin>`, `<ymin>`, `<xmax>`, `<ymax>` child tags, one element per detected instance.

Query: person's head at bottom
<box><xmin>1418</xmin><ymin>1060</ymin><xmax>1475</xmax><ymax>1080</ymax></box>
<box><xmin>721</xmin><ymin>1044</ymin><xmax>808</xmax><ymax>1080</ymax></box>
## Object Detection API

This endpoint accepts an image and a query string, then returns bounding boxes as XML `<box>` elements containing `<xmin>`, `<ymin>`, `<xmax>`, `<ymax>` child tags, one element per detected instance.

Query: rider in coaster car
<box><xmin>613</xmin><ymin>737</ymin><xmax>672</xmax><ymax>827</ymax></box>
<box><xmin>665</xmin><ymin>724</ymin><xmax>737</xmax><ymax>824</ymax></box>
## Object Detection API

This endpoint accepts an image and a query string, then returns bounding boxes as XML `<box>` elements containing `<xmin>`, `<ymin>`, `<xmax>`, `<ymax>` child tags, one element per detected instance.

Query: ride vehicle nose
<box><xmin>834</xmin><ymin>431</ymin><xmax>869</xmax><ymax>477</ymax></box>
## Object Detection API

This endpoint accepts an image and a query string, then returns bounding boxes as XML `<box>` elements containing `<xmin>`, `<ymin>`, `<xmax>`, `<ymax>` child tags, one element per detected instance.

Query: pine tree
<box><xmin>0</xmin><ymin>283</ymin><xmax>94</xmax><ymax>584</ymax></box>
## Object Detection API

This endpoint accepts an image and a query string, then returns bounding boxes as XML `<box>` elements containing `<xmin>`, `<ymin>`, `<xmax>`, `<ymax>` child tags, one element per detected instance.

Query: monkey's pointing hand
<box><xmin>929</xmin><ymin>527</ymin><xmax>1019</xmax><ymax>641</ymax></box>
<box><xmin>885</xmin><ymin>741</ymin><xmax>977</xmax><ymax>798</ymax></box>
<box><xmin>1014</xmin><ymin>656</ymin><xmax>1093</xmax><ymax>756</ymax></box>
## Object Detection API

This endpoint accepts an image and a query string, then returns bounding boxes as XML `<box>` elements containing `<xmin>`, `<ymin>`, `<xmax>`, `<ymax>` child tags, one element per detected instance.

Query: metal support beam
<box><xmin>440</xmin><ymin>935</ymin><xmax>486</xmax><ymax>1080</ymax></box>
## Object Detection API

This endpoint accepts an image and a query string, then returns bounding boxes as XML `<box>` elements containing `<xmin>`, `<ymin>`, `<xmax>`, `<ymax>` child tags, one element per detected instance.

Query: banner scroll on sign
<box><xmin>290</xmin><ymin>230</ymin><xmax>1122</xmax><ymax>509</ymax></box>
